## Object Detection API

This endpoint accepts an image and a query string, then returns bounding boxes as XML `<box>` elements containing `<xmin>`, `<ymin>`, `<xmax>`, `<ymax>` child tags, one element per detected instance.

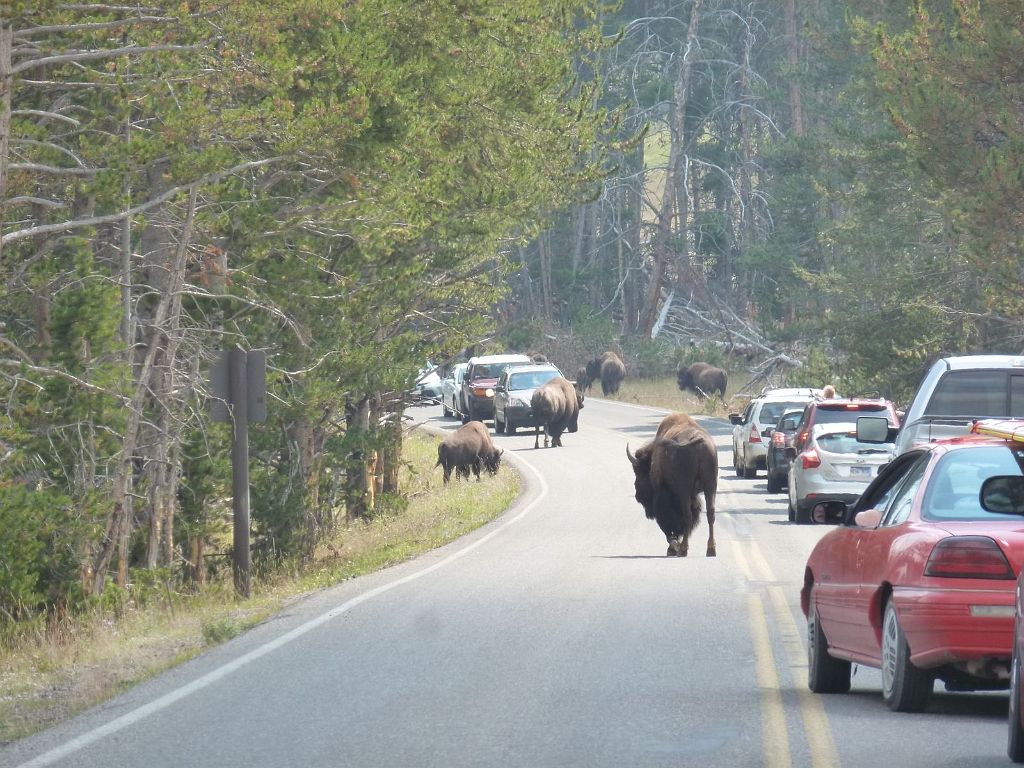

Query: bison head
<box><xmin>676</xmin><ymin>370</ymin><xmax>690</xmax><ymax>390</ymax></box>
<box><xmin>626</xmin><ymin>444</ymin><xmax>656</xmax><ymax>519</ymax></box>
<box><xmin>482</xmin><ymin>447</ymin><xmax>503</xmax><ymax>476</ymax></box>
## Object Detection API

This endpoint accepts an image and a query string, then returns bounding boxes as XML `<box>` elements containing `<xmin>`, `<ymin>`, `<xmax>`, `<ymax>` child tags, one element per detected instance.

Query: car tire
<box><xmin>881</xmin><ymin>599</ymin><xmax>933</xmax><ymax>712</ymax></box>
<box><xmin>494</xmin><ymin>413</ymin><xmax>505</xmax><ymax>434</ymax></box>
<box><xmin>788</xmin><ymin>500</ymin><xmax>795</xmax><ymax>522</ymax></box>
<box><xmin>1010</xmin><ymin>639</ymin><xmax>1024</xmax><ymax>762</ymax></box>
<box><xmin>442</xmin><ymin>401</ymin><xmax>452</xmax><ymax>418</ymax></box>
<box><xmin>807</xmin><ymin>593</ymin><xmax>851</xmax><ymax>694</ymax></box>
<box><xmin>506</xmin><ymin>421</ymin><xmax>516</xmax><ymax>435</ymax></box>
<box><xmin>794</xmin><ymin>502</ymin><xmax>812</xmax><ymax>525</ymax></box>
<box><xmin>766</xmin><ymin>472</ymin><xmax>781</xmax><ymax>493</ymax></box>
<box><xmin>733</xmin><ymin>448</ymin><xmax>743</xmax><ymax>477</ymax></box>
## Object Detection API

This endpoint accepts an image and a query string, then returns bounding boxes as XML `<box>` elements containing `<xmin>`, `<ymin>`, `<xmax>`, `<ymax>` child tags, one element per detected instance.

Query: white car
<box><xmin>787</xmin><ymin>421</ymin><xmax>895</xmax><ymax>524</ymax></box>
<box><xmin>440</xmin><ymin>363</ymin><xmax>468</xmax><ymax>418</ymax></box>
<box><xmin>412</xmin><ymin>362</ymin><xmax>443</xmax><ymax>401</ymax></box>
<box><xmin>730</xmin><ymin>388</ymin><xmax>825</xmax><ymax>478</ymax></box>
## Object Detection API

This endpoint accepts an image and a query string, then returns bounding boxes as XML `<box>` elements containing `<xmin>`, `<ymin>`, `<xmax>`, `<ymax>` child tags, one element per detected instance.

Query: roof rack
<box><xmin>971</xmin><ymin>419</ymin><xmax>1024</xmax><ymax>443</ymax></box>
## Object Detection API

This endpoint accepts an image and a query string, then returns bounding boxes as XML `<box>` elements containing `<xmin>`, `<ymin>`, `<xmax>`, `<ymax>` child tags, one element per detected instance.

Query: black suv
<box><xmin>765</xmin><ymin>408</ymin><xmax>804</xmax><ymax>493</ymax></box>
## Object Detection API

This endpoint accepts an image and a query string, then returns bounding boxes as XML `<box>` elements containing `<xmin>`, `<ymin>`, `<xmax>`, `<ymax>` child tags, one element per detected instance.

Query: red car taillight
<box><xmin>800</xmin><ymin>450</ymin><xmax>820</xmax><ymax>469</ymax></box>
<box><xmin>924</xmin><ymin>536</ymin><xmax>1015</xmax><ymax>580</ymax></box>
<box><xmin>748</xmin><ymin>426</ymin><xmax>762</xmax><ymax>444</ymax></box>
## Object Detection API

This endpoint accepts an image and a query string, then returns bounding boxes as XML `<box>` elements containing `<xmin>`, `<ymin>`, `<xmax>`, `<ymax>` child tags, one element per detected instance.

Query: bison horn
<box><xmin>625</xmin><ymin>444</ymin><xmax>638</xmax><ymax>467</ymax></box>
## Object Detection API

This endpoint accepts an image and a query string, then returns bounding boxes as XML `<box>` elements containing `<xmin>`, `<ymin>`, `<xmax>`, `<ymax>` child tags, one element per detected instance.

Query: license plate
<box><xmin>850</xmin><ymin>465</ymin><xmax>872</xmax><ymax>477</ymax></box>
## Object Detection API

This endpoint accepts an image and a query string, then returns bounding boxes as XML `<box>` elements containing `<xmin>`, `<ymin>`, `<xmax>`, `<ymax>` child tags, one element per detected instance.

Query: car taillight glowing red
<box><xmin>924</xmin><ymin>536</ymin><xmax>1015</xmax><ymax>579</ymax></box>
<box><xmin>800</xmin><ymin>450</ymin><xmax>820</xmax><ymax>469</ymax></box>
<box><xmin>748</xmin><ymin>426</ymin><xmax>762</xmax><ymax>444</ymax></box>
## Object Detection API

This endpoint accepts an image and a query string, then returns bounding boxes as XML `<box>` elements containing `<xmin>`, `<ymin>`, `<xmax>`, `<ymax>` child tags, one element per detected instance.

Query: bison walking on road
<box><xmin>531</xmin><ymin>377</ymin><xmax>584</xmax><ymax>448</ymax></box>
<box><xmin>583</xmin><ymin>351</ymin><xmax>626</xmax><ymax>396</ymax></box>
<box><xmin>676</xmin><ymin>362</ymin><xmax>727</xmax><ymax>399</ymax></box>
<box><xmin>436</xmin><ymin>421</ymin><xmax>503</xmax><ymax>484</ymax></box>
<box><xmin>626</xmin><ymin>412</ymin><xmax>718</xmax><ymax>557</ymax></box>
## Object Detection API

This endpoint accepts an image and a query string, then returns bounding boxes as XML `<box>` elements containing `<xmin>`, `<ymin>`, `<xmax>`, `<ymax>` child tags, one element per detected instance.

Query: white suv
<box><xmin>894</xmin><ymin>355</ymin><xmax>1024</xmax><ymax>454</ymax></box>
<box><xmin>730</xmin><ymin>388</ymin><xmax>825</xmax><ymax>478</ymax></box>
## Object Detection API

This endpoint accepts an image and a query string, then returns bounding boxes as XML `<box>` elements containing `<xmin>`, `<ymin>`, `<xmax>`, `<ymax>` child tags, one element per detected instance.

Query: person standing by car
<box><xmin>822</xmin><ymin>384</ymin><xmax>836</xmax><ymax>399</ymax></box>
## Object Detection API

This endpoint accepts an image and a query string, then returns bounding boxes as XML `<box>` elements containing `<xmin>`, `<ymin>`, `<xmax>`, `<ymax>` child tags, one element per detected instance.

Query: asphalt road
<box><xmin>0</xmin><ymin>398</ymin><xmax>1014</xmax><ymax>767</ymax></box>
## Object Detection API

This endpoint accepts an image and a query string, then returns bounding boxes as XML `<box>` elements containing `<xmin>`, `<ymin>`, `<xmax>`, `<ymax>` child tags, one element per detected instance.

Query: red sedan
<box><xmin>801</xmin><ymin>427</ymin><xmax>1024</xmax><ymax>713</ymax></box>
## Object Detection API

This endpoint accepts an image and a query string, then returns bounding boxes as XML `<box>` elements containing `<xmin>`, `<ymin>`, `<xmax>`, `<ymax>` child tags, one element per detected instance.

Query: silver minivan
<box><xmin>894</xmin><ymin>355</ymin><xmax>1024</xmax><ymax>454</ymax></box>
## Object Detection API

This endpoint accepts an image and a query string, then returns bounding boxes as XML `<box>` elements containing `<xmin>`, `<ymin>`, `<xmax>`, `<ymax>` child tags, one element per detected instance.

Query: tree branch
<box><xmin>2</xmin><ymin>156</ymin><xmax>286</xmax><ymax>245</ymax></box>
<box><xmin>12</xmin><ymin>44</ymin><xmax>202</xmax><ymax>76</ymax></box>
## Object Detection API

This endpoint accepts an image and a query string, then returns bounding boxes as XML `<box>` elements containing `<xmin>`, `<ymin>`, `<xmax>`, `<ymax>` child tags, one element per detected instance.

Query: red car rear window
<box><xmin>814</xmin><ymin>403</ymin><xmax>893</xmax><ymax>424</ymax></box>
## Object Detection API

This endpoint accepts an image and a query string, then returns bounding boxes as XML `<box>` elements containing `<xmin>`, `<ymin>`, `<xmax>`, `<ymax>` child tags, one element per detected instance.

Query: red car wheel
<box><xmin>881</xmin><ymin>599</ymin><xmax>933</xmax><ymax>712</ymax></box>
<box><xmin>807</xmin><ymin>591</ymin><xmax>851</xmax><ymax>694</ymax></box>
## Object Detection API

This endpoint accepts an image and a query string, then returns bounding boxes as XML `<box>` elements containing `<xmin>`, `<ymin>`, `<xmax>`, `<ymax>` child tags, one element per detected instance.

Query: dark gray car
<box><xmin>493</xmin><ymin>364</ymin><xmax>562</xmax><ymax>435</ymax></box>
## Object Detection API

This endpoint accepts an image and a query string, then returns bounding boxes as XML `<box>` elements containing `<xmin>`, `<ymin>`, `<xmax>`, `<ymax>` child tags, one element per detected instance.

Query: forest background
<box><xmin>1</xmin><ymin>0</ymin><xmax>1022</xmax><ymax>645</ymax></box>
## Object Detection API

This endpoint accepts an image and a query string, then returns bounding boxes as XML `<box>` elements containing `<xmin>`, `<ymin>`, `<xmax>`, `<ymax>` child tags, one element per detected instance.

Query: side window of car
<box><xmin>743</xmin><ymin>402</ymin><xmax>756</xmax><ymax>423</ymax></box>
<box><xmin>880</xmin><ymin>458</ymin><xmax>928</xmax><ymax>527</ymax></box>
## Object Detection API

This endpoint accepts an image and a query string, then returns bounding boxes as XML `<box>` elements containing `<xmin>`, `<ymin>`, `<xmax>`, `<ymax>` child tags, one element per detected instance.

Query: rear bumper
<box><xmin>894</xmin><ymin>586</ymin><xmax>1015</xmax><ymax>668</ymax></box>
<box><xmin>795</xmin><ymin>492</ymin><xmax>859</xmax><ymax>514</ymax></box>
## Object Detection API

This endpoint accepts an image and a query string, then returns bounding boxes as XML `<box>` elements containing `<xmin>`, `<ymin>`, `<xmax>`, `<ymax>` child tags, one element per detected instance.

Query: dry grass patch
<box><xmin>595</xmin><ymin>374</ymin><xmax>745</xmax><ymax>418</ymax></box>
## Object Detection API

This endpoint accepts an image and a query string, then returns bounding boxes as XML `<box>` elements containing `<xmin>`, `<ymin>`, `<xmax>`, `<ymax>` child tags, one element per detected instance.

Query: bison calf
<box><xmin>531</xmin><ymin>377</ymin><xmax>584</xmax><ymax>448</ymax></box>
<box><xmin>436</xmin><ymin>421</ymin><xmax>503</xmax><ymax>484</ymax></box>
<box><xmin>626</xmin><ymin>412</ymin><xmax>718</xmax><ymax>557</ymax></box>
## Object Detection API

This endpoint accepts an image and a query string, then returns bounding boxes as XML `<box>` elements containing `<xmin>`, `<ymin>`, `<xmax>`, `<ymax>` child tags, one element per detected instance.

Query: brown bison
<box><xmin>584</xmin><ymin>351</ymin><xmax>627</xmax><ymax>396</ymax></box>
<box><xmin>677</xmin><ymin>362</ymin><xmax>727</xmax><ymax>399</ymax></box>
<box><xmin>531</xmin><ymin>376</ymin><xmax>584</xmax><ymax>448</ymax></box>
<box><xmin>436</xmin><ymin>421</ymin><xmax>503</xmax><ymax>484</ymax></box>
<box><xmin>626</xmin><ymin>412</ymin><xmax>718</xmax><ymax>557</ymax></box>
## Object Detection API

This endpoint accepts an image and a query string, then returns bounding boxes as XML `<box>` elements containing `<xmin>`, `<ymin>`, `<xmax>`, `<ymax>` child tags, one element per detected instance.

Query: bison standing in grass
<box><xmin>676</xmin><ymin>362</ymin><xmax>727</xmax><ymax>399</ymax></box>
<box><xmin>531</xmin><ymin>377</ymin><xmax>584</xmax><ymax>448</ymax></box>
<box><xmin>583</xmin><ymin>351</ymin><xmax>626</xmax><ymax>396</ymax></box>
<box><xmin>436</xmin><ymin>421</ymin><xmax>503</xmax><ymax>484</ymax></box>
<box><xmin>626</xmin><ymin>413</ymin><xmax>718</xmax><ymax>557</ymax></box>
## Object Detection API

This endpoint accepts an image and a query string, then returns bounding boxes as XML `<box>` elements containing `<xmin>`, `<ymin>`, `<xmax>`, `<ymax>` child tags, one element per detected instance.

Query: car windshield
<box><xmin>923</xmin><ymin>445</ymin><xmax>1024</xmax><ymax>521</ymax></box>
<box><xmin>759</xmin><ymin>401</ymin><xmax>807</xmax><ymax>424</ymax></box>
<box><xmin>509</xmin><ymin>370</ymin><xmax>558</xmax><ymax>391</ymax></box>
<box><xmin>473</xmin><ymin>363</ymin><xmax>509</xmax><ymax>379</ymax></box>
<box><xmin>816</xmin><ymin>431</ymin><xmax>891</xmax><ymax>455</ymax></box>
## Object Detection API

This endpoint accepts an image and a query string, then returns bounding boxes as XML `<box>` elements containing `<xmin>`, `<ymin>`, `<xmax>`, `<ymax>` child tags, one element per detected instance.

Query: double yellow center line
<box><xmin>733</xmin><ymin>534</ymin><xmax>841</xmax><ymax>768</ymax></box>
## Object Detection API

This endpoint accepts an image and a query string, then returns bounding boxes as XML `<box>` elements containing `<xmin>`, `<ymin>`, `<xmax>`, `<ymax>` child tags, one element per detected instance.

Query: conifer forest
<box><xmin>1</xmin><ymin>1</ymin><xmax>1022</xmax><ymax>622</ymax></box>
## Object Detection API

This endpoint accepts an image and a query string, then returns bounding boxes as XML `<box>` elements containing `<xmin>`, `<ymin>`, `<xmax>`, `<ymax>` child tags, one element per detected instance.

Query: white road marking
<box><xmin>14</xmin><ymin>458</ymin><xmax>549</xmax><ymax>768</ymax></box>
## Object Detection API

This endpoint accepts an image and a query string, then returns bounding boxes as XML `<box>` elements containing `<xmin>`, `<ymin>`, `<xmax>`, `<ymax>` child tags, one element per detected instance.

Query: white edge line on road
<box><xmin>15</xmin><ymin>455</ymin><xmax>549</xmax><ymax>768</ymax></box>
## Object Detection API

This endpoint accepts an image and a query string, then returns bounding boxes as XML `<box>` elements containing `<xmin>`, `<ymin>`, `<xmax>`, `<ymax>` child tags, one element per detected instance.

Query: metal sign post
<box><xmin>211</xmin><ymin>346</ymin><xmax>266</xmax><ymax>598</ymax></box>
